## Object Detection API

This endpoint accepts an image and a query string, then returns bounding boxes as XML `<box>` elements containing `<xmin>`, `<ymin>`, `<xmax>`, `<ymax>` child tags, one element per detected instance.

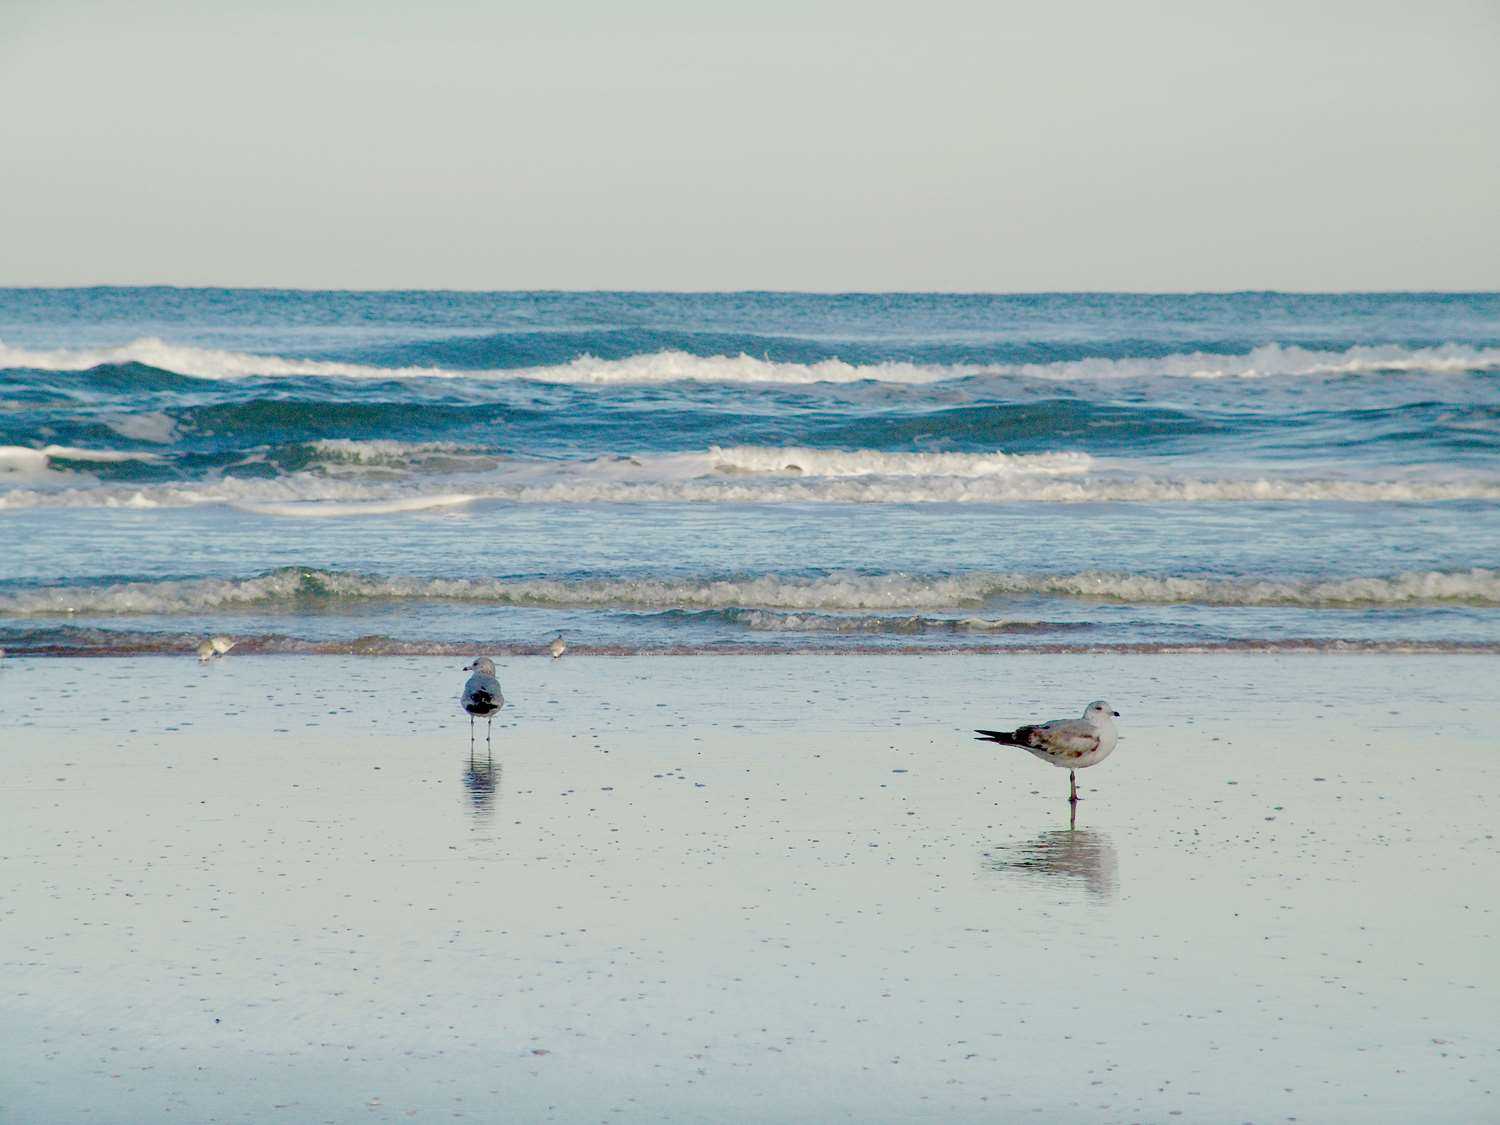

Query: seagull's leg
<box><xmin>470</xmin><ymin>714</ymin><xmax>475</xmax><ymax>749</ymax></box>
<box><xmin>486</xmin><ymin>717</ymin><xmax>492</xmax><ymax>748</ymax></box>
<box><xmin>1068</xmin><ymin>769</ymin><xmax>1079</xmax><ymax>804</ymax></box>
<box><xmin>1069</xmin><ymin>800</ymin><xmax>1077</xmax><ymax>830</ymax></box>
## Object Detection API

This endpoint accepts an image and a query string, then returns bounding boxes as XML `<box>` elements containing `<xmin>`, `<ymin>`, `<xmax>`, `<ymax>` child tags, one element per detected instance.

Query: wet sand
<box><xmin>1</xmin><ymin>655</ymin><xmax>1496</xmax><ymax>1123</ymax></box>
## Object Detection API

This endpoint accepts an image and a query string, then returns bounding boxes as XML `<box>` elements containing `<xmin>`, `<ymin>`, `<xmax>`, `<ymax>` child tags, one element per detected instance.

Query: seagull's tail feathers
<box><xmin>974</xmin><ymin>728</ymin><xmax>1025</xmax><ymax>747</ymax></box>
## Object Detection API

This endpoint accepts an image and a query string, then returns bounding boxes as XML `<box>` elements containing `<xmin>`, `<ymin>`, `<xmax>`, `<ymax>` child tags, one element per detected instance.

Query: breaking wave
<box><xmin>303</xmin><ymin>439</ymin><xmax>492</xmax><ymax>465</ymax></box>
<box><xmin>4</xmin><ymin>338</ymin><xmax>1499</xmax><ymax>385</ymax></box>
<box><xmin>3</xmin><ymin>625</ymin><xmax>1494</xmax><ymax>657</ymax></box>
<box><xmin>3</xmin><ymin>443</ymin><xmax>1497</xmax><ymax>508</ymax></box>
<box><xmin>3</xmin><ymin>566</ymin><xmax>1496</xmax><ymax>616</ymax></box>
<box><xmin>301</xmin><ymin>442</ymin><xmax>1094</xmax><ymax>480</ymax></box>
<box><xmin>3</xmin><ymin>473</ymin><xmax>1495</xmax><ymax>510</ymax></box>
<box><xmin>0</xmin><ymin>444</ymin><xmax>164</xmax><ymax>472</ymax></box>
<box><xmin>706</xmin><ymin>445</ymin><xmax>1092</xmax><ymax>478</ymax></box>
<box><xmin>705</xmin><ymin>609</ymin><xmax>1091</xmax><ymax>635</ymax></box>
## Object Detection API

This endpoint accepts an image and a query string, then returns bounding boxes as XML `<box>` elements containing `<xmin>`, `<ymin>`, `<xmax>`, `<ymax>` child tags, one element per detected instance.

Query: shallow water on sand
<box><xmin>1</xmin><ymin>654</ymin><xmax>1496</xmax><ymax>1122</ymax></box>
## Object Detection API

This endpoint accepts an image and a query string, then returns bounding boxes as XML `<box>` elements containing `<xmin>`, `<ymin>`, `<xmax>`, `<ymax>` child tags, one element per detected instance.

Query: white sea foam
<box><xmin>4</xmin><ymin>338</ymin><xmax>1498</xmax><ymax>385</ymax></box>
<box><xmin>302</xmin><ymin>440</ymin><xmax>507</xmax><ymax>476</ymax></box>
<box><xmin>3</xmin><ymin>461</ymin><xmax>1496</xmax><ymax>509</ymax></box>
<box><xmin>235</xmin><ymin>494</ymin><xmax>478</xmax><ymax>517</ymax></box>
<box><xmin>100</xmin><ymin>412</ymin><xmax>180</xmax><ymax>444</ymax></box>
<box><xmin>0</xmin><ymin>447</ymin><xmax>66</xmax><ymax>476</ymax></box>
<box><xmin>1001</xmin><ymin>343</ymin><xmax>1500</xmax><ymax>381</ymax></box>
<box><xmin>2</xmin><ymin>567</ymin><xmax>1494</xmax><ymax>616</ymax></box>
<box><xmin>0</xmin><ymin>338</ymin><xmax>437</xmax><ymax>380</ymax></box>
<box><xmin>1002</xmin><ymin>568</ymin><xmax>1500</xmax><ymax>606</ymax></box>
<box><xmin>721</xmin><ymin>610</ymin><xmax>1086</xmax><ymax>634</ymax></box>
<box><xmin>0</xmin><ymin>444</ymin><xmax>162</xmax><ymax>470</ymax></box>
<box><xmin>306</xmin><ymin>439</ymin><xmax>482</xmax><ymax>464</ymax></box>
<box><xmin>3</xmin><ymin>442</ymin><xmax>1495</xmax><ymax>508</ymax></box>
<box><xmin>0</xmin><ymin>445</ymin><xmax>163</xmax><ymax>489</ymax></box>
<box><xmin>707</xmin><ymin>445</ymin><xmax>1092</xmax><ymax>478</ymax></box>
<box><xmin>0</xmin><ymin>338</ymin><xmax>960</xmax><ymax>384</ymax></box>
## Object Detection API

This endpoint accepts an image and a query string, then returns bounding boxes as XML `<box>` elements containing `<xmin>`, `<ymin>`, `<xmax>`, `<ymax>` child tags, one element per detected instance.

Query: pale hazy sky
<box><xmin>2</xmin><ymin>0</ymin><xmax>1496</xmax><ymax>290</ymax></box>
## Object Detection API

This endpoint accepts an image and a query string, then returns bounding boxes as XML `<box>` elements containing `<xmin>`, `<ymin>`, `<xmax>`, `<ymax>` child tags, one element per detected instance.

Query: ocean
<box><xmin>1</xmin><ymin>289</ymin><xmax>1497</xmax><ymax>656</ymax></box>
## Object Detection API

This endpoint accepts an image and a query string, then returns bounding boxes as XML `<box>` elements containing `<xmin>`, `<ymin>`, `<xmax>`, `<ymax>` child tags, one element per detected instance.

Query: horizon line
<box><xmin>2</xmin><ymin>284</ymin><xmax>1498</xmax><ymax>297</ymax></box>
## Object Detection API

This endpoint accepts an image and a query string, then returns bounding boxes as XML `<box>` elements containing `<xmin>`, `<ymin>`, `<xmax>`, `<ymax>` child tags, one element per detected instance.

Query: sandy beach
<box><xmin>1</xmin><ymin>653</ymin><xmax>1496</xmax><ymax>1123</ymax></box>
<box><xmin>6</xmin><ymin>0</ymin><xmax>1498</xmax><ymax>1119</ymax></box>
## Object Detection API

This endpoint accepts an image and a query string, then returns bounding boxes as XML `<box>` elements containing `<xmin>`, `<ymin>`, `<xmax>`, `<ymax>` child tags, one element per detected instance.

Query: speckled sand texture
<box><xmin>2</xmin><ymin>655</ymin><xmax>1497</xmax><ymax>1122</ymax></box>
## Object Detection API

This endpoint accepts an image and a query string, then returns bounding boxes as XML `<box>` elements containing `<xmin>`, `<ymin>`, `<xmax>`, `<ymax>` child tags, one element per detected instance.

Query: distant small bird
<box><xmin>460</xmin><ymin>657</ymin><xmax>504</xmax><ymax>744</ymax></box>
<box><xmin>196</xmin><ymin>636</ymin><xmax>236</xmax><ymax>662</ymax></box>
<box><xmin>975</xmin><ymin>700</ymin><xmax>1120</xmax><ymax>803</ymax></box>
<box><xmin>548</xmin><ymin>633</ymin><xmax>566</xmax><ymax>660</ymax></box>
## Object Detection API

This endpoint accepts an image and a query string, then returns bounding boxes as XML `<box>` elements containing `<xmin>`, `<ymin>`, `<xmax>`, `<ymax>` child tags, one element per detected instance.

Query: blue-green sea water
<box><xmin>2</xmin><ymin>289</ymin><xmax>1497</xmax><ymax>655</ymax></box>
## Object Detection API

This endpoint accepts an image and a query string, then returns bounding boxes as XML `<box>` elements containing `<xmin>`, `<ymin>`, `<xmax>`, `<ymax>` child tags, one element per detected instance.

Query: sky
<box><xmin>1</xmin><ymin>0</ymin><xmax>1497</xmax><ymax>291</ymax></box>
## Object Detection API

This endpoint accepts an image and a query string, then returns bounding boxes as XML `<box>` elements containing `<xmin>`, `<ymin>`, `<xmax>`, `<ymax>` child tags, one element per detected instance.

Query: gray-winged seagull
<box><xmin>460</xmin><ymin>657</ymin><xmax>505</xmax><ymax>744</ymax></box>
<box><xmin>975</xmin><ymin>700</ymin><xmax>1120</xmax><ymax>803</ymax></box>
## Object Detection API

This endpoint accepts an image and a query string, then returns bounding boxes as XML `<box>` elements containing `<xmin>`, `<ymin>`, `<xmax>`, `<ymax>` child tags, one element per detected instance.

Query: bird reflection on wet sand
<box><xmin>984</xmin><ymin>817</ymin><xmax>1119</xmax><ymax>897</ymax></box>
<box><xmin>463</xmin><ymin>746</ymin><xmax>501</xmax><ymax>820</ymax></box>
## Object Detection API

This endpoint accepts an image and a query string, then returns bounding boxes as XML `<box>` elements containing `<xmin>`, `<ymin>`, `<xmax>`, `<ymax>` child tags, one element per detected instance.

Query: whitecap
<box><xmin>1</xmin><ymin>566</ymin><xmax>1494</xmax><ymax>616</ymax></box>
<box><xmin>4</xmin><ymin>338</ymin><xmax>1498</xmax><ymax>385</ymax></box>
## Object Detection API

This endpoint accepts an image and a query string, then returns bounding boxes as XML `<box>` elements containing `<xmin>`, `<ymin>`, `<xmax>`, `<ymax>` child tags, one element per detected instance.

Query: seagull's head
<box><xmin>1085</xmin><ymin>700</ymin><xmax>1120</xmax><ymax>722</ymax></box>
<box><xmin>464</xmin><ymin>657</ymin><xmax>496</xmax><ymax>675</ymax></box>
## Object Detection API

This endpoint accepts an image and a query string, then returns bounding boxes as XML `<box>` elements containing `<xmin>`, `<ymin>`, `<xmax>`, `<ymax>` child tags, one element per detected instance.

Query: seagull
<box><xmin>460</xmin><ymin>657</ymin><xmax>504</xmax><ymax>744</ymax></box>
<box><xmin>196</xmin><ymin>635</ymin><xmax>236</xmax><ymax>662</ymax></box>
<box><xmin>548</xmin><ymin>633</ymin><xmax>566</xmax><ymax>660</ymax></box>
<box><xmin>975</xmin><ymin>701</ymin><xmax>1120</xmax><ymax>804</ymax></box>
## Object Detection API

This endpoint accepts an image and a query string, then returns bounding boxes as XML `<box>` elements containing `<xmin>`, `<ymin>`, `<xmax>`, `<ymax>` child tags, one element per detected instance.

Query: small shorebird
<box><xmin>196</xmin><ymin>635</ymin><xmax>236</xmax><ymax>662</ymax></box>
<box><xmin>548</xmin><ymin>633</ymin><xmax>566</xmax><ymax>660</ymax></box>
<box><xmin>460</xmin><ymin>657</ymin><xmax>504</xmax><ymax>744</ymax></box>
<box><xmin>975</xmin><ymin>700</ymin><xmax>1120</xmax><ymax>803</ymax></box>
